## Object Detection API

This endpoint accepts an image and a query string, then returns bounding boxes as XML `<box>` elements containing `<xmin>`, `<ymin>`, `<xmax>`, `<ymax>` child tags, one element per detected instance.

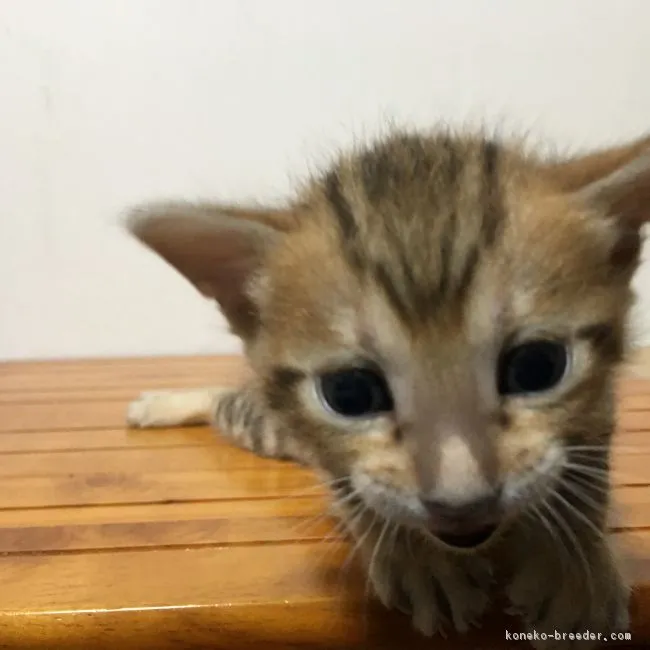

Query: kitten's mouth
<box><xmin>435</xmin><ymin>524</ymin><xmax>499</xmax><ymax>549</ymax></box>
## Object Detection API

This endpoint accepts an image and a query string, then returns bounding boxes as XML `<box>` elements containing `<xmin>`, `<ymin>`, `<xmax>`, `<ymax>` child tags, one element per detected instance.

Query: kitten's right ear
<box><xmin>125</xmin><ymin>201</ymin><xmax>296</xmax><ymax>338</ymax></box>
<box><xmin>543</xmin><ymin>135</ymin><xmax>650</xmax><ymax>229</ymax></box>
<box><xmin>543</xmin><ymin>135</ymin><xmax>650</xmax><ymax>196</ymax></box>
<box><xmin>543</xmin><ymin>135</ymin><xmax>650</xmax><ymax>270</ymax></box>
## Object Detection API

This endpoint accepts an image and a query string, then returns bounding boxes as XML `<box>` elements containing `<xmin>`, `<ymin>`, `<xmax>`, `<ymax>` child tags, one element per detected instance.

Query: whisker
<box><xmin>308</xmin><ymin>500</ymin><xmax>369</xmax><ymax>567</ymax></box>
<box><xmin>555</xmin><ymin>476</ymin><xmax>603</xmax><ymax>512</ymax></box>
<box><xmin>541</xmin><ymin>497</ymin><xmax>594</xmax><ymax>604</ymax></box>
<box><xmin>569</xmin><ymin>449</ymin><xmax>606</xmax><ymax>460</ymax></box>
<box><xmin>285</xmin><ymin>482</ymin><xmax>361</xmax><ymax>538</ymax></box>
<box><xmin>551</xmin><ymin>489</ymin><xmax>605</xmax><ymax>543</ymax></box>
<box><xmin>332</xmin><ymin>488</ymin><xmax>363</xmax><ymax>510</ymax></box>
<box><xmin>363</xmin><ymin>518</ymin><xmax>391</xmax><ymax>635</ymax></box>
<box><xmin>327</xmin><ymin>503</ymin><xmax>364</xmax><ymax>542</ymax></box>
<box><xmin>386</xmin><ymin>522</ymin><xmax>401</xmax><ymax>567</ymax></box>
<box><xmin>568</xmin><ymin>472</ymin><xmax>612</xmax><ymax>495</ymax></box>
<box><xmin>405</xmin><ymin>527</ymin><xmax>417</xmax><ymax>561</ymax></box>
<box><xmin>562</xmin><ymin>463</ymin><xmax>611</xmax><ymax>482</ymax></box>
<box><xmin>340</xmin><ymin>508</ymin><xmax>376</xmax><ymax>577</ymax></box>
<box><xmin>529</xmin><ymin>502</ymin><xmax>564</xmax><ymax>556</ymax></box>
<box><xmin>287</xmin><ymin>509</ymin><xmax>334</xmax><ymax>536</ymax></box>
<box><xmin>566</xmin><ymin>442</ymin><xmax>643</xmax><ymax>452</ymax></box>
<box><xmin>273</xmin><ymin>476</ymin><xmax>354</xmax><ymax>501</ymax></box>
<box><xmin>564</xmin><ymin>461</ymin><xmax>640</xmax><ymax>486</ymax></box>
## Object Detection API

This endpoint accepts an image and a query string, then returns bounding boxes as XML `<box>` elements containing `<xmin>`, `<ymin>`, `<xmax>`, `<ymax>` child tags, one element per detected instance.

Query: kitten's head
<box><xmin>127</xmin><ymin>130</ymin><xmax>650</xmax><ymax>551</ymax></box>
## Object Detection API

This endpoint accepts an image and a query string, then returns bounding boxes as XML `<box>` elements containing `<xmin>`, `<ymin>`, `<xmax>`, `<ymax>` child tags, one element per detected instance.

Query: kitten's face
<box><xmin>250</xmin><ymin>136</ymin><xmax>635</xmax><ymax>550</ymax></box>
<box><xmin>128</xmin><ymin>131</ymin><xmax>650</xmax><ymax>551</ymax></box>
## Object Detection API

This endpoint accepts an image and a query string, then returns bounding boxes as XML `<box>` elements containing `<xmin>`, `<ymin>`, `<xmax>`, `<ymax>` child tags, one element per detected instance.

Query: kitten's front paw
<box><xmin>127</xmin><ymin>391</ymin><xmax>172</xmax><ymax>428</ymax></box>
<box><xmin>126</xmin><ymin>389</ymin><xmax>218</xmax><ymax>428</ymax></box>
<box><xmin>507</xmin><ymin>545</ymin><xmax>630</xmax><ymax>649</ymax></box>
<box><xmin>366</xmin><ymin>532</ymin><xmax>492</xmax><ymax>637</ymax></box>
<box><xmin>525</xmin><ymin>584</ymin><xmax>629</xmax><ymax>650</ymax></box>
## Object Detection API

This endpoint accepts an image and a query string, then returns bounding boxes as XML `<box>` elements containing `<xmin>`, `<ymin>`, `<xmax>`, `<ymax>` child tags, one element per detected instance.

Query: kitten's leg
<box><xmin>127</xmin><ymin>387</ymin><xmax>227</xmax><ymax>428</ymax></box>
<box><xmin>505</xmin><ymin>525</ymin><xmax>630</xmax><ymax>649</ymax></box>
<box><xmin>127</xmin><ymin>385</ymin><xmax>306</xmax><ymax>461</ymax></box>
<box><xmin>343</xmin><ymin>510</ymin><xmax>493</xmax><ymax>637</ymax></box>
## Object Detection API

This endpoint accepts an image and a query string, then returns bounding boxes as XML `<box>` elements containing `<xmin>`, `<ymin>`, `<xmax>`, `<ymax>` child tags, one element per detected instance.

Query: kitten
<box><xmin>125</xmin><ymin>129</ymin><xmax>650</xmax><ymax>648</ymax></box>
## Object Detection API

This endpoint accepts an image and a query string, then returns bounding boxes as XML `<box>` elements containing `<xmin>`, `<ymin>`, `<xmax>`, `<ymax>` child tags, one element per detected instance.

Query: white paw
<box><xmin>127</xmin><ymin>391</ymin><xmax>177</xmax><ymax>428</ymax></box>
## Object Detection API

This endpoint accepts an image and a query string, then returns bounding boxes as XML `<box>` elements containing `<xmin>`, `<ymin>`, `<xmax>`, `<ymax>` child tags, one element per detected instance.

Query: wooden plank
<box><xmin>619</xmin><ymin>410</ymin><xmax>650</xmax><ymax>432</ymax></box>
<box><xmin>0</xmin><ymin>468</ymin><xmax>318</xmax><ymax>509</ymax></box>
<box><xmin>621</xmin><ymin>394</ymin><xmax>650</xmax><ymax>411</ymax></box>
<box><xmin>611</xmin><ymin>486</ymin><xmax>650</xmax><ymax>530</ymax></box>
<box><xmin>0</xmin><ymin>603</ymin><xmax>536</xmax><ymax>650</ymax></box>
<box><xmin>0</xmin><ymin>487</ymin><xmax>648</xmax><ymax>555</ymax></box>
<box><xmin>0</xmin><ymin>357</ymin><xmax>248</xmax><ymax>392</ymax></box>
<box><xmin>0</xmin><ymin>537</ymin><xmax>646</xmax><ymax>649</ymax></box>
<box><xmin>0</xmin><ymin>511</ymin><xmax>335</xmax><ymax>554</ymax></box>
<box><xmin>0</xmin><ymin>496</ymin><xmax>329</xmax><ymax>527</ymax></box>
<box><xmin>0</xmin><ymin>442</ymin><xmax>285</xmax><ymax>476</ymax></box>
<box><xmin>0</xmin><ymin>428</ymin><xmax>216</xmax><ymax>453</ymax></box>
<box><xmin>0</xmin><ymin>400</ymin><xmax>137</xmax><ymax>432</ymax></box>
<box><xmin>0</xmin><ymin>543</ymin><xmax>356</xmax><ymax>612</ymax></box>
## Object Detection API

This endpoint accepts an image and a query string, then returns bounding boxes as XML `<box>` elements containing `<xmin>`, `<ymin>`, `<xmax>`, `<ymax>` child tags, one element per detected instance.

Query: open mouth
<box><xmin>436</xmin><ymin>524</ymin><xmax>499</xmax><ymax>549</ymax></box>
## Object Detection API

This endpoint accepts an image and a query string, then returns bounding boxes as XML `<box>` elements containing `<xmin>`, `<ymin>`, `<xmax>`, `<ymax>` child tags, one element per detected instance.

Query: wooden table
<box><xmin>0</xmin><ymin>355</ymin><xmax>648</xmax><ymax>649</ymax></box>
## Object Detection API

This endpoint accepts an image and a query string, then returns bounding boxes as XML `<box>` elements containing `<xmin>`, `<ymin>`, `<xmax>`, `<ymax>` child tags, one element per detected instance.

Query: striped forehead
<box><xmin>319</xmin><ymin>133</ymin><xmax>505</xmax><ymax>324</ymax></box>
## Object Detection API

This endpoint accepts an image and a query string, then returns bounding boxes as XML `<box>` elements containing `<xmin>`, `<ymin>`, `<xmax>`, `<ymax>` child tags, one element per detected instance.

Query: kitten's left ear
<box><xmin>125</xmin><ymin>201</ymin><xmax>297</xmax><ymax>339</ymax></box>
<box><xmin>545</xmin><ymin>135</ymin><xmax>650</xmax><ymax>268</ymax></box>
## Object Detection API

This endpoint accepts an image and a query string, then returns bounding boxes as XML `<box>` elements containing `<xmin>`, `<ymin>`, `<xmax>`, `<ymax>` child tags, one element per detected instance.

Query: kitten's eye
<box><xmin>318</xmin><ymin>368</ymin><xmax>393</xmax><ymax>418</ymax></box>
<box><xmin>498</xmin><ymin>340</ymin><xmax>568</xmax><ymax>396</ymax></box>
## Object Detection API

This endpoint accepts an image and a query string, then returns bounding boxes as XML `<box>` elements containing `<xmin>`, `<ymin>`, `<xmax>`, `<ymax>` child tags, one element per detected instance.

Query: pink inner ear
<box><xmin>129</xmin><ymin>212</ymin><xmax>275</xmax><ymax>338</ymax></box>
<box><xmin>199</xmin><ymin>235</ymin><xmax>264</xmax><ymax>336</ymax></box>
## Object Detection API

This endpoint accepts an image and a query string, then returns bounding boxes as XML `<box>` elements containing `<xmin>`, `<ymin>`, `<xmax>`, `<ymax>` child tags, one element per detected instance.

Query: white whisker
<box><xmin>541</xmin><ymin>497</ymin><xmax>594</xmax><ymax>604</ymax></box>
<box><xmin>529</xmin><ymin>502</ymin><xmax>564</xmax><ymax>557</ymax></box>
<box><xmin>555</xmin><ymin>476</ymin><xmax>603</xmax><ymax>513</ymax></box>
<box><xmin>568</xmin><ymin>472</ymin><xmax>611</xmax><ymax>495</ymax></box>
<box><xmin>363</xmin><ymin>518</ymin><xmax>391</xmax><ymax>634</ymax></box>
<box><xmin>340</xmin><ymin>508</ymin><xmax>376</xmax><ymax>577</ymax></box>
<box><xmin>562</xmin><ymin>463</ymin><xmax>611</xmax><ymax>482</ymax></box>
<box><xmin>551</xmin><ymin>489</ymin><xmax>605</xmax><ymax>543</ymax></box>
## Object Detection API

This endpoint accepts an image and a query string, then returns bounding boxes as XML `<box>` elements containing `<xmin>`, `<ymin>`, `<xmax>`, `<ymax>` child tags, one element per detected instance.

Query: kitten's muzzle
<box><xmin>422</xmin><ymin>491</ymin><xmax>502</xmax><ymax>549</ymax></box>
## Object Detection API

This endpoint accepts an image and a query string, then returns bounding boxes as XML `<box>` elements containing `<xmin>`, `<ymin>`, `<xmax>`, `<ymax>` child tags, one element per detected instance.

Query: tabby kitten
<box><xmin>126</xmin><ymin>128</ymin><xmax>650</xmax><ymax>648</ymax></box>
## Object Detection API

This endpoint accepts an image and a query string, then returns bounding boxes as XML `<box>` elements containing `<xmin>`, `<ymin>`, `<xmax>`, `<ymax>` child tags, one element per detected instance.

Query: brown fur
<box><xmin>126</xmin><ymin>127</ymin><xmax>650</xmax><ymax>648</ymax></box>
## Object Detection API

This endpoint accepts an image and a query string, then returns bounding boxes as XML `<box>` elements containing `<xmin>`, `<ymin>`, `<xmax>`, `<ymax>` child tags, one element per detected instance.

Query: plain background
<box><xmin>2</xmin><ymin>0</ymin><xmax>650</xmax><ymax>361</ymax></box>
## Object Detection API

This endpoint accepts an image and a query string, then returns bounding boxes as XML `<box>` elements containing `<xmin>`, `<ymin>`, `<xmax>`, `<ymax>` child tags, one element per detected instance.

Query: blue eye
<box><xmin>498</xmin><ymin>340</ymin><xmax>568</xmax><ymax>396</ymax></box>
<box><xmin>318</xmin><ymin>368</ymin><xmax>393</xmax><ymax>417</ymax></box>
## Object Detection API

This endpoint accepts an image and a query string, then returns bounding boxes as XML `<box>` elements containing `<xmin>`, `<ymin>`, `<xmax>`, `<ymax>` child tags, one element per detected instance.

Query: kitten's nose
<box><xmin>421</xmin><ymin>490</ymin><xmax>502</xmax><ymax>548</ymax></box>
<box><xmin>423</xmin><ymin>492</ymin><xmax>500</xmax><ymax>525</ymax></box>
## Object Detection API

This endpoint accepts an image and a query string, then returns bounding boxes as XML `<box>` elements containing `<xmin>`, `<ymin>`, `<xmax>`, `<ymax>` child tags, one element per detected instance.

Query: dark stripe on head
<box><xmin>359</xmin><ymin>146</ymin><xmax>393</xmax><ymax>205</ymax></box>
<box><xmin>434</xmin><ymin>135</ymin><xmax>461</xmax><ymax>297</ymax></box>
<box><xmin>481</xmin><ymin>139</ymin><xmax>503</xmax><ymax>245</ymax></box>
<box><xmin>438</xmin><ymin>134</ymin><xmax>461</xmax><ymax>187</ymax></box>
<box><xmin>360</xmin><ymin>134</ymin><xmax>440</xmax><ymax>205</ymax></box>
<box><xmin>371</xmin><ymin>261</ymin><xmax>414</xmax><ymax>322</ymax></box>
<box><xmin>264</xmin><ymin>366</ymin><xmax>305</xmax><ymax>412</ymax></box>
<box><xmin>324</xmin><ymin>171</ymin><xmax>357</xmax><ymax>241</ymax></box>
<box><xmin>437</xmin><ymin>213</ymin><xmax>457</xmax><ymax>298</ymax></box>
<box><xmin>456</xmin><ymin>244</ymin><xmax>480</xmax><ymax>299</ymax></box>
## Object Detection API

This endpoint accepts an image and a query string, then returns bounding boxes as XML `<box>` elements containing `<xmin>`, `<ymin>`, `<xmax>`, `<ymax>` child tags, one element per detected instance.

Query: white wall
<box><xmin>2</xmin><ymin>0</ymin><xmax>650</xmax><ymax>361</ymax></box>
